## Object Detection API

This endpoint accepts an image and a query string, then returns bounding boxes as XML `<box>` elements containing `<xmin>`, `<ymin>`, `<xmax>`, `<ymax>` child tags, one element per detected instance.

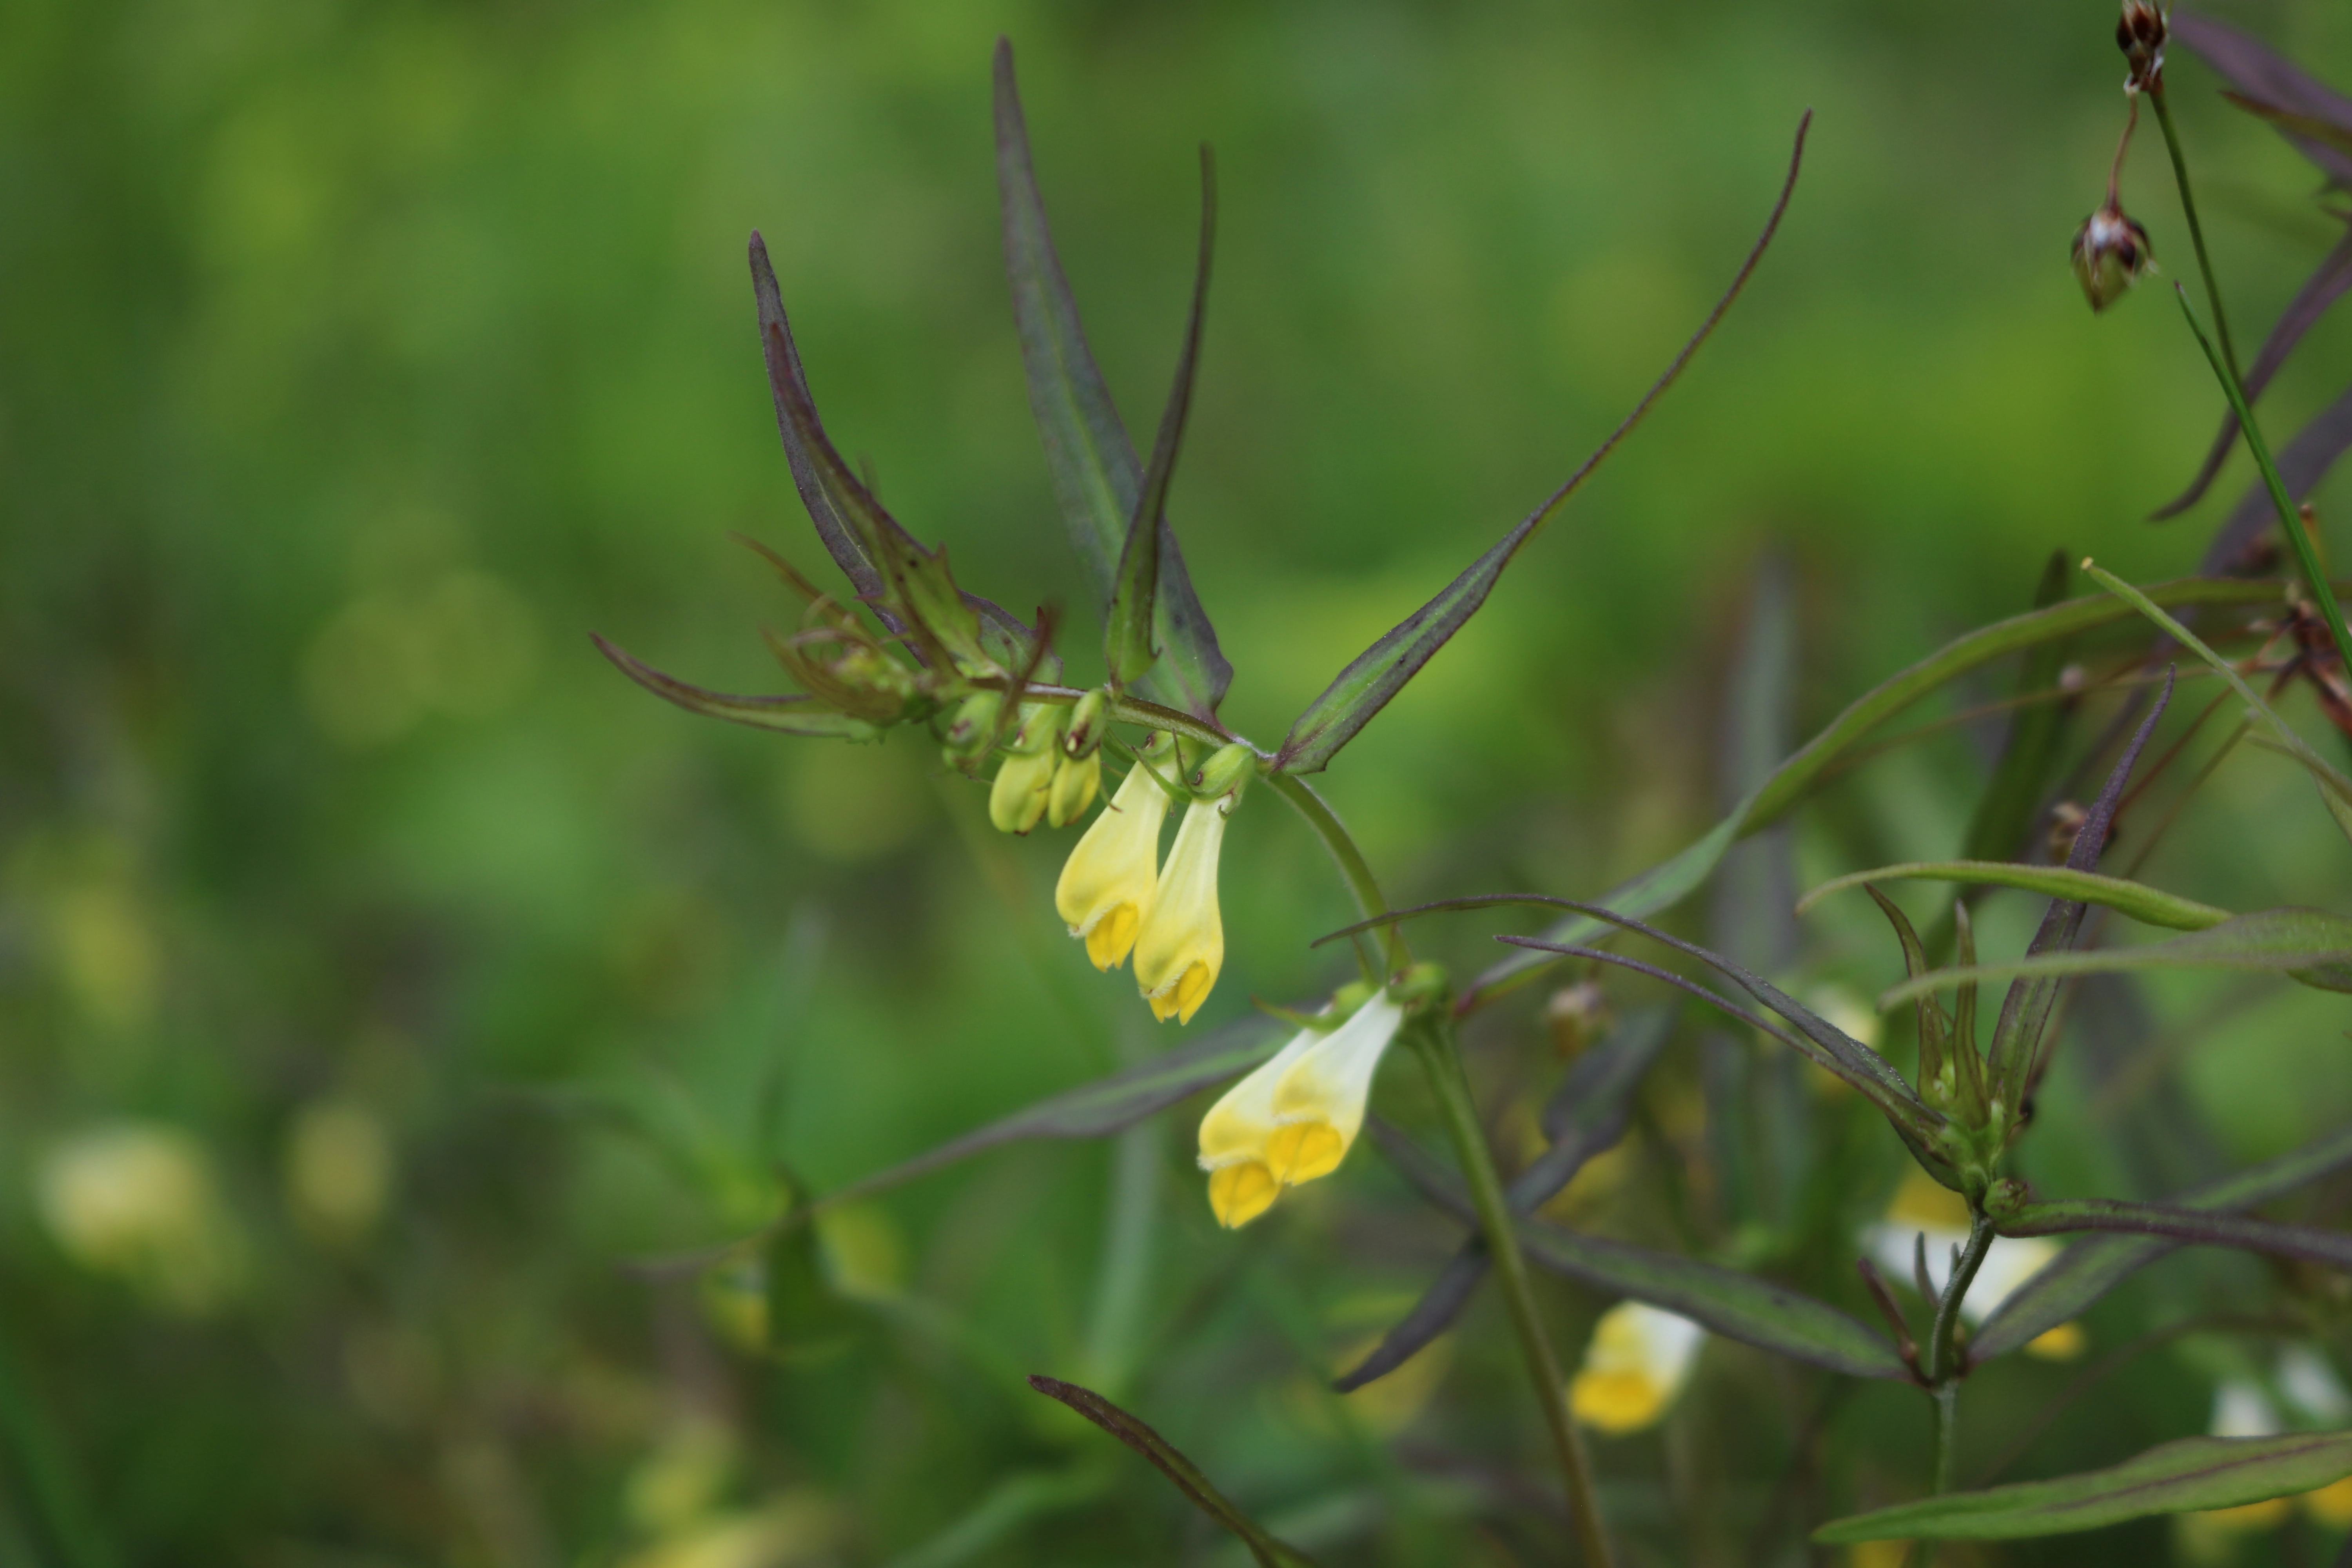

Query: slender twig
<box><xmin>2148</xmin><ymin>85</ymin><xmax>2241</xmax><ymax>384</ymax></box>
<box><xmin>1922</xmin><ymin>1210</ymin><xmax>1996</xmax><ymax>1496</ymax></box>
<box><xmin>1408</xmin><ymin>1015</ymin><xmax>1614</xmax><ymax>1567</ymax></box>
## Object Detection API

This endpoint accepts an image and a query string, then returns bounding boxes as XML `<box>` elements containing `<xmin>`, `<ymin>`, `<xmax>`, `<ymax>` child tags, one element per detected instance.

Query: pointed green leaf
<box><xmin>1104</xmin><ymin>149</ymin><xmax>1215</xmax><ymax>690</ymax></box>
<box><xmin>592</xmin><ymin>635</ymin><xmax>884</xmax><ymax>740</ymax></box>
<box><xmin>2000</xmin><ymin>1196</ymin><xmax>2352</xmax><ymax>1272</ymax></box>
<box><xmin>1369</xmin><ymin>1120</ymin><xmax>1911</xmax><ymax>1380</ymax></box>
<box><xmin>993</xmin><ymin>39</ymin><xmax>1230</xmax><ymax>719</ymax></box>
<box><xmin>1026</xmin><ymin>1377</ymin><xmax>1319</xmax><ymax>1567</ymax></box>
<box><xmin>1976</xmin><ymin>1122</ymin><xmax>2352</xmax><ymax>1359</ymax></box>
<box><xmin>1274</xmin><ymin>114</ymin><xmax>1812</xmax><ymax>775</ymax></box>
<box><xmin>1464</xmin><ymin>576</ymin><xmax>2315</xmax><ymax>1011</ymax></box>
<box><xmin>1884</xmin><ymin>907</ymin><xmax>2352</xmax><ymax>1008</ymax></box>
<box><xmin>1802</xmin><ymin>863</ymin><xmax>2232</xmax><ymax>933</ymax></box>
<box><xmin>1815</xmin><ymin>1432</ymin><xmax>2352</xmax><ymax>1544</ymax></box>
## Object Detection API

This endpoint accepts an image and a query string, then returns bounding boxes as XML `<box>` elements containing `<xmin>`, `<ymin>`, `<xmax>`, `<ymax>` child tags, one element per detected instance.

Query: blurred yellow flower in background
<box><xmin>1570</xmin><ymin>1301</ymin><xmax>1704</xmax><ymax>1434</ymax></box>
<box><xmin>38</xmin><ymin>1122</ymin><xmax>245</xmax><ymax>1314</ymax></box>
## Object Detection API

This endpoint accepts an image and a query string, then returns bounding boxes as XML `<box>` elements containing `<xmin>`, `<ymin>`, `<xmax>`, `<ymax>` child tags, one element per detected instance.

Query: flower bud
<box><xmin>1046</xmin><ymin>751</ymin><xmax>1101</xmax><ymax>829</ymax></box>
<box><xmin>2071</xmin><ymin>201</ymin><xmax>2154</xmax><ymax>313</ymax></box>
<box><xmin>1062</xmin><ymin>688</ymin><xmax>1110</xmax><ymax>760</ymax></box>
<box><xmin>1544</xmin><ymin>980</ymin><xmax>1613</xmax><ymax>1059</ymax></box>
<box><xmin>940</xmin><ymin>691</ymin><xmax>1002</xmax><ymax>765</ymax></box>
<box><xmin>1189</xmin><ymin>741</ymin><xmax>1255</xmax><ymax>801</ymax></box>
<box><xmin>987</xmin><ymin>703</ymin><xmax>1064</xmax><ymax>835</ymax></box>
<box><xmin>2116</xmin><ymin>1</ymin><xmax>2166</xmax><ymax>94</ymax></box>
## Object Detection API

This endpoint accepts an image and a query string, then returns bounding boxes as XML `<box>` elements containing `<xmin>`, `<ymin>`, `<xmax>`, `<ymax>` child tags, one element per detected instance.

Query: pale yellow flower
<box><xmin>1134</xmin><ymin>796</ymin><xmax>1229</xmax><ymax>1023</ymax></box>
<box><xmin>1570</xmin><ymin>1301</ymin><xmax>1704</xmax><ymax>1434</ymax></box>
<box><xmin>1054</xmin><ymin>748</ymin><xmax>1174</xmax><ymax>970</ymax></box>
<box><xmin>1266</xmin><ymin>995</ymin><xmax>1406</xmax><ymax>1185</ymax></box>
<box><xmin>1197</xmin><ymin>1025</ymin><xmax>1325</xmax><ymax>1229</ymax></box>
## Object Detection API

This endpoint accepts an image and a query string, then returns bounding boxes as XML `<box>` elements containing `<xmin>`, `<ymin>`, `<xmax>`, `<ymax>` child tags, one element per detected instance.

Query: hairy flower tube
<box><xmin>1568</xmin><ymin>1301</ymin><xmax>1705</xmax><ymax>1434</ymax></box>
<box><xmin>1132</xmin><ymin>795</ymin><xmax>1231</xmax><ymax>1024</ymax></box>
<box><xmin>1054</xmin><ymin>740</ymin><xmax>1174</xmax><ymax>971</ymax></box>
<box><xmin>1194</xmin><ymin>993</ymin><xmax>1403</xmax><ymax>1228</ymax></box>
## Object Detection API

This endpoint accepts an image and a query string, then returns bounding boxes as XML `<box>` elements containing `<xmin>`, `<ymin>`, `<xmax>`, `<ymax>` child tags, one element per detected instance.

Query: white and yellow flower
<box><xmin>1054</xmin><ymin>743</ymin><xmax>1175</xmax><ymax>970</ymax></box>
<box><xmin>1196</xmin><ymin>994</ymin><xmax>1405</xmax><ymax>1228</ymax></box>
<box><xmin>1133</xmin><ymin>795</ymin><xmax>1230</xmax><ymax>1024</ymax></box>
<box><xmin>1569</xmin><ymin>1301</ymin><xmax>1705</xmax><ymax>1434</ymax></box>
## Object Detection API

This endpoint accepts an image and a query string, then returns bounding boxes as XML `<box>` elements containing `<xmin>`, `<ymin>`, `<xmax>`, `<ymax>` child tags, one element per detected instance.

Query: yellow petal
<box><xmin>1055</xmin><ymin>757</ymin><xmax>1171</xmax><ymax>968</ymax></box>
<box><xmin>1082</xmin><ymin>905</ymin><xmax>1140</xmax><ymax>971</ymax></box>
<box><xmin>2024</xmin><ymin>1321</ymin><xmax>2086</xmax><ymax>1361</ymax></box>
<box><xmin>1208</xmin><ymin>1161</ymin><xmax>1280</xmax><ymax>1228</ymax></box>
<box><xmin>1265</xmin><ymin>996</ymin><xmax>1405</xmax><ymax>1185</ymax></box>
<box><xmin>1266</xmin><ymin>1121</ymin><xmax>1346</xmax><ymax>1185</ymax></box>
<box><xmin>1569</xmin><ymin>1368</ymin><xmax>1669</xmax><ymax>1435</ymax></box>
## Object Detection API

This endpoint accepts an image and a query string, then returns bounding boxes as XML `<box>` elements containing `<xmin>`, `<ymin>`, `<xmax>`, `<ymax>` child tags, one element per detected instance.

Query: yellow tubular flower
<box><xmin>1053</xmin><ymin>747</ymin><xmax>1173</xmax><ymax>971</ymax></box>
<box><xmin>1569</xmin><ymin>1301</ymin><xmax>1705</xmax><ymax>1434</ymax></box>
<box><xmin>1196</xmin><ymin>1026</ymin><xmax>1326</xmax><ymax>1229</ymax></box>
<box><xmin>1132</xmin><ymin>797</ymin><xmax>1230</xmax><ymax>1023</ymax></box>
<box><xmin>1265</xmin><ymin>995</ymin><xmax>1406</xmax><ymax>1185</ymax></box>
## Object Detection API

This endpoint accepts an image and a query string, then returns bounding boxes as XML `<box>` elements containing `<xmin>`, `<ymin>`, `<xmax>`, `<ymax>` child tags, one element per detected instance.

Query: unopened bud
<box><xmin>941</xmin><ymin>690</ymin><xmax>1002</xmax><ymax>765</ymax></box>
<box><xmin>1544</xmin><ymin>981</ymin><xmax>1613</xmax><ymax>1059</ymax></box>
<box><xmin>2116</xmin><ymin>1</ymin><xmax>2166</xmax><ymax>94</ymax></box>
<box><xmin>2071</xmin><ymin>201</ymin><xmax>2154</xmax><ymax>312</ymax></box>
<box><xmin>2057</xmin><ymin>662</ymin><xmax>2089</xmax><ymax>696</ymax></box>
<box><xmin>1189</xmin><ymin>742</ymin><xmax>1255</xmax><ymax>801</ymax></box>
<box><xmin>989</xmin><ymin>746</ymin><xmax>1058</xmax><ymax>835</ymax></box>
<box><xmin>1063</xmin><ymin>689</ymin><xmax>1110</xmax><ymax>760</ymax></box>
<box><xmin>1007</xmin><ymin>701</ymin><xmax>1064</xmax><ymax>757</ymax></box>
<box><xmin>2047</xmin><ymin>800</ymin><xmax>2088</xmax><ymax>864</ymax></box>
<box><xmin>1047</xmin><ymin>751</ymin><xmax>1101</xmax><ymax>828</ymax></box>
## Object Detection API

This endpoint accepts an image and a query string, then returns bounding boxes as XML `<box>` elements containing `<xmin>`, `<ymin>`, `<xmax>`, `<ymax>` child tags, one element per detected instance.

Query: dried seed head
<box><xmin>2117</xmin><ymin>1</ymin><xmax>2167</xmax><ymax>94</ymax></box>
<box><xmin>1544</xmin><ymin>980</ymin><xmax>1613</xmax><ymax>1059</ymax></box>
<box><xmin>2071</xmin><ymin>201</ymin><xmax>2154</xmax><ymax>312</ymax></box>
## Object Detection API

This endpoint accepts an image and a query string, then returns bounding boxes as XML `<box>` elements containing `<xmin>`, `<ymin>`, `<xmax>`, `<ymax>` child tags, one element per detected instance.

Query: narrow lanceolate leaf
<box><xmin>751</xmin><ymin>233</ymin><xmax>1050</xmax><ymax>678</ymax></box>
<box><xmin>2175</xmin><ymin>14</ymin><xmax>2352</xmax><ymax>191</ymax></box>
<box><xmin>1798</xmin><ymin>864</ymin><xmax>2232</xmax><ymax>933</ymax></box>
<box><xmin>993</xmin><ymin>39</ymin><xmax>1230</xmax><ymax>719</ymax></box>
<box><xmin>1105</xmin><ymin>149</ymin><xmax>1216</xmax><ymax>690</ymax></box>
<box><xmin>1271</xmin><ymin>113</ymin><xmax>1813</xmax><ymax>775</ymax></box>
<box><xmin>1369</xmin><ymin>1120</ymin><xmax>1911</xmax><ymax>1381</ymax></box>
<box><xmin>1814</xmin><ymin>1432</ymin><xmax>2352</xmax><ymax>1544</ymax></box>
<box><xmin>1334</xmin><ymin>1008</ymin><xmax>1675</xmax><ymax>1392</ymax></box>
<box><xmin>1984</xmin><ymin>668</ymin><xmax>2172</xmax><ymax>1110</ymax></box>
<box><xmin>2154</xmin><ymin>228</ymin><xmax>2352</xmax><ymax>521</ymax></box>
<box><xmin>1884</xmin><ymin>907</ymin><xmax>2352</xmax><ymax>1008</ymax></box>
<box><xmin>2202</xmin><ymin>383</ymin><xmax>2352</xmax><ymax>577</ymax></box>
<box><xmin>2000</xmin><ymin>1197</ymin><xmax>2352</xmax><ymax>1271</ymax></box>
<box><xmin>1026</xmin><ymin>1377</ymin><xmax>1318</xmax><ymax>1568</ymax></box>
<box><xmin>1975</xmin><ymin>1122</ymin><xmax>2352</xmax><ymax>1359</ymax></box>
<box><xmin>591</xmin><ymin>635</ymin><xmax>882</xmax><ymax>740</ymax></box>
<box><xmin>1461</xmin><ymin>576</ymin><xmax>2312</xmax><ymax>1011</ymax></box>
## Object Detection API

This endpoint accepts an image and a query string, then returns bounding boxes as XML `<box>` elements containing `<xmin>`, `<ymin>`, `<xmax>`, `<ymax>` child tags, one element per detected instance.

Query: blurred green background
<box><xmin>10</xmin><ymin>0</ymin><xmax>2352</xmax><ymax>1561</ymax></box>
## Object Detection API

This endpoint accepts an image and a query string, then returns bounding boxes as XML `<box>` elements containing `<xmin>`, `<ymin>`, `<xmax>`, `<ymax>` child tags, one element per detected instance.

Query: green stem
<box><xmin>1408</xmin><ymin>1016</ymin><xmax>1614</xmax><ymax>1568</ymax></box>
<box><xmin>2149</xmin><ymin>85</ymin><xmax>2241</xmax><ymax>385</ymax></box>
<box><xmin>1920</xmin><ymin>1209</ymin><xmax>1994</xmax><ymax>1510</ymax></box>
<box><xmin>1262</xmin><ymin>771</ymin><xmax>1410</xmax><ymax>975</ymax></box>
<box><xmin>2172</xmin><ymin>288</ymin><xmax>2352</xmax><ymax>668</ymax></box>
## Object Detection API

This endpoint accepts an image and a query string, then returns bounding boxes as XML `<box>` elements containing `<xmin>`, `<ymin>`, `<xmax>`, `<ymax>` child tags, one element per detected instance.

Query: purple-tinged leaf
<box><xmin>750</xmin><ymin>234</ymin><xmax>1053</xmax><ymax>680</ymax></box>
<box><xmin>2002</xmin><ymin>1198</ymin><xmax>2352</xmax><ymax>1271</ymax></box>
<box><xmin>993</xmin><ymin>39</ymin><xmax>1231</xmax><ymax>720</ymax></box>
<box><xmin>1815</xmin><ymin>1431</ymin><xmax>2352</xmax><ymax>1544</ymax></box>
<box><xmin>1984</xmin><ymin>668</ymin><xmax>2172</xmax><ymax>1109</ymax></box>
<box><xmin>1271</xmin><ymin>113</ymin><xmax>1812</xmax><ymax>775</ymax></box>
<box><xmin>1026</xmin><ymin>1377</ymin><xmax>1319</xmax><ymax>1567</ymax></box>
<box><xmin>1975</xmin><ymin>1122</ymin><xmax>2352</xmax><ymax>1360</ymax></box>
<box><xmin>1105</xmin><ymin>148</ymin><xmax>1215</xmax><ymax>690</ymax></box>
<box><xmin>591</xmin><ymin>635</ymin><xmax>882</xmax><ymax>740</ymax></box>
<box><xmin>1334</xmin><ymin>1008</ymin><xmax>1674</xmax><ymax>1392</ymax></box>
<box><xmin>2152</xmin><ymin>228</ymin><xmax>2352</xmax><ymax>520</ymax></box>
<box><xmin>2175</xmin><ymin>13</ymin><xmax>2352</xmax><ymax>190</ymax></box>
<box><xmin>1370</xmin><ymin>1119</ymin><xmax>1911</xmax><ymax>1381</ymax></box>
<box><xmin>2201</xmin><ymin>383</ymin><xmax>2352</xmax><ymax>576</ymax></box>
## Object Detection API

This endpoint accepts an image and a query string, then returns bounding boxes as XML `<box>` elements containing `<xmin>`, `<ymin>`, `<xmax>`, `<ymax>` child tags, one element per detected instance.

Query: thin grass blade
<box><xmin>1800</xmin><ymin>863</ymin><xmax>2231</xmax><ymax>933</ymax></box>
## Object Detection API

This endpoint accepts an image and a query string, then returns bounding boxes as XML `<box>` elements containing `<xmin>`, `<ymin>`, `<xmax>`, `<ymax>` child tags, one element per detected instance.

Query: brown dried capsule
<box><xmin>2117</xmin><ymin>1</ymin><xmax>2167</xmax><ymax>95</ymax></box>
<box><xmin>2071</xmin><ymin>201</ymin><xmax>2154</xmax><ymax>312</ymax></box>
